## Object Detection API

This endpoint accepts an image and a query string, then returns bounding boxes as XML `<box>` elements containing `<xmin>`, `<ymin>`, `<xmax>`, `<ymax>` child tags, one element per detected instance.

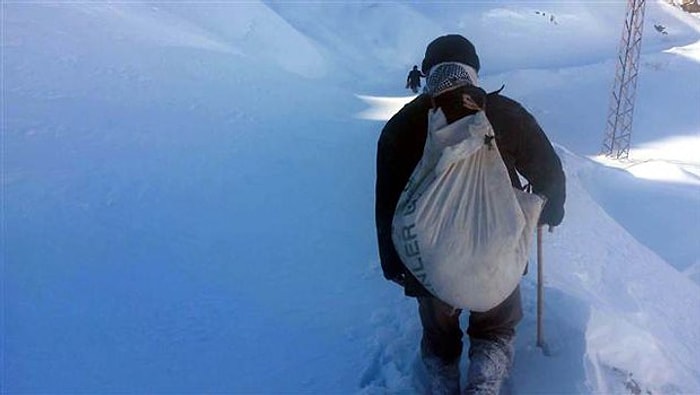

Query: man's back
<box><xmin>378</xmin><ymin>89</ymin><xmax>561</xmax><ymax>190</ymax></box>
<box><xmin>375</xmin><ymin>89</ymin><xmax>565</xmax><ymax>296</ymax></box>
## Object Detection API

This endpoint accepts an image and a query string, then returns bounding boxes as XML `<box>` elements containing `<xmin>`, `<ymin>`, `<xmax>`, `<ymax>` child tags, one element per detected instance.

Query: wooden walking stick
<box><xmin>536</xmin><ymin>225</ymin><xmax>545</xmax><ymax>350</ymax></box>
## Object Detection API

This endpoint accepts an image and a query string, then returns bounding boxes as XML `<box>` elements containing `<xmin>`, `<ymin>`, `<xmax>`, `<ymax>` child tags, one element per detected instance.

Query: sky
<box><xmin>2</xmin><ymin>1</ymin><xmax>700</xmax><ymax>394</ymax></box>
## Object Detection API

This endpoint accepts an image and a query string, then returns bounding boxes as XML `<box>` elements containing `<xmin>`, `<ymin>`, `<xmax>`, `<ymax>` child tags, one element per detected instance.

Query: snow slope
<box><xmin>3</xmin><ymin>1</ymin><xmax>700</xmax><ymax>393</ymax></box>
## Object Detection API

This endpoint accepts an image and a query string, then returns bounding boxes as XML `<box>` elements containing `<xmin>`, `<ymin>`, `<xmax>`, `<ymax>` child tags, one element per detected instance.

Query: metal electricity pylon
<box><xmin>602</xmin><ymin>0</ymin><xmax>647</xmax><ymax>159</ymax></box>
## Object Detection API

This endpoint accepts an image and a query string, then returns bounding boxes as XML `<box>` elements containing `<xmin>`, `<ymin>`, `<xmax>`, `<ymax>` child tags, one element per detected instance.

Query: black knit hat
<box><xmin>421</xmin><ymin>34</ymin><xmax>480</xmax><ymax>75</ymax></box>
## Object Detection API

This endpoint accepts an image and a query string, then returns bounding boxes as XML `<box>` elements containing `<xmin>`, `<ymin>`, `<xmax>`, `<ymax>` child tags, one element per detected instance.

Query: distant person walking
<box><xmin>406</xmin><ymin>65</ymin><xmax>424</xmax><ymax>93</ymax></box>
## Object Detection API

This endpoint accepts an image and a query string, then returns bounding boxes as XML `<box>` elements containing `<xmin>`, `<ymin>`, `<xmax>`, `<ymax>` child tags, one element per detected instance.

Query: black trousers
<box><xmin>418</xmin><ymin>286</ymin><xmax>523</xmax><ymax>364</ymax></box>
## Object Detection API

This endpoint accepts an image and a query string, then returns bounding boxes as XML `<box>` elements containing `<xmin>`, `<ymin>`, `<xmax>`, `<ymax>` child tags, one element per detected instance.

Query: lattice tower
<box><xmin>602</xmin><ymin>0</ymin><xmax>647</xmax><ymax>159</ymax></box>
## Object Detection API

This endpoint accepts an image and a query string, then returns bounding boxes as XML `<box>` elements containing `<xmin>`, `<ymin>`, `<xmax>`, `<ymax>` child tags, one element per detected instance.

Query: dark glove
<box><xmin>433</xmin><ymin>84</ymin><xmax>487</xmax><ymax>122</ymax></box>
<box><xmin>389</xmin><ymin>272</ymin><xmax>406</xmax><ymax>287</ymax></box>
<box><xmin>539</xmin><ymin>200</ymin><xmax>564</xmax><ymax>227</ymax></box>
<box><xmin>459</xmin><ymin>84</ymin><xmax>487</xmax><ymax>110</ymax></box>
<box><xmin>384</xmin><ymin>269</ymin><xmax>406</xmax><ymax>287</ymax></box>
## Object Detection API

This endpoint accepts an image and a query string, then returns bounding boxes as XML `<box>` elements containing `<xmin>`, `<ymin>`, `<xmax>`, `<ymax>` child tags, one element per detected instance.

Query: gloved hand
<box><xmin>460</xmin><ymin>84</ymin><xmax>487</xmax><ymax>110</ymax></box>
<box><xmin>433</xmin><ymin>84</ymin><xmax>487</xmax><ymax>123</ymax></box>
<box><xmin>388</xmin><ymin>272</ymin><xmax>406</xmax><ymax>287</ymax></box>
<box><xmin>539</xmin><ymin>200</ymin><xmax>564</xmax><ymax>227</ymax></box>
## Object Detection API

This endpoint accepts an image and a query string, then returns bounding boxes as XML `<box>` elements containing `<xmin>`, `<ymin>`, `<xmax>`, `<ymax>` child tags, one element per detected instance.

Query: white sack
<box><xmin>392</xmin><ymin>109</ymin><xmax>544</xmax><ymax>311</ymax></box>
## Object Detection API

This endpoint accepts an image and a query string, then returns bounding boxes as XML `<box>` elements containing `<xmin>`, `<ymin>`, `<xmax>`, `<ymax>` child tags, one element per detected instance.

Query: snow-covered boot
<box><xmin>463</xmin><ymin>337</ymin><xmax>514</xmax><ymax>395</ymax></box>
<box><xmin>421</xmin><ymin>354</ymin><xmax>460</xmax><ymax>395</ymax></box>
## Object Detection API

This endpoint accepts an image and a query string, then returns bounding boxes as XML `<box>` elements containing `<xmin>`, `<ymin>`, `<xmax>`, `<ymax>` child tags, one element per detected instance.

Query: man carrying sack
<box><xmin>375</xmin><ymin>34</ymin><xmax>566</xmax><ymax>394</ymax></box>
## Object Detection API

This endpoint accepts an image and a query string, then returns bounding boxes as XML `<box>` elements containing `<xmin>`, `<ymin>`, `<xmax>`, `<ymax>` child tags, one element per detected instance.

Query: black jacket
<box><xmin>375</xmin><ymin>91</ymin><xmax>566</xmax><ymax>297</ymax></box>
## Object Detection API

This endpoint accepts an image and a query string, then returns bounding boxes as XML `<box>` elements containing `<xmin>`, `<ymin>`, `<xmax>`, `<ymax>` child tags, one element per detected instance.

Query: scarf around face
<box><xmin>424</xmin><ymin>62</ymin><xmax>480</xmax><ymax>96</ymax></box>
